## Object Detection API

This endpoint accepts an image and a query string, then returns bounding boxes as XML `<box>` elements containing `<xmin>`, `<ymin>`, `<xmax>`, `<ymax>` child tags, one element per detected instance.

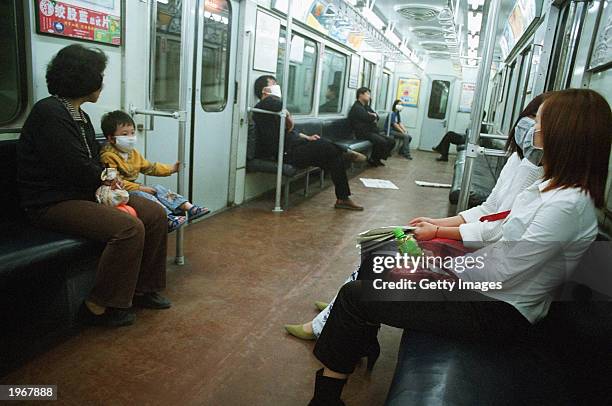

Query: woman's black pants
<box><xmin>313</xmin><ymin>253</ymin><xmax>531</xmax><ymax>374</ymax></box>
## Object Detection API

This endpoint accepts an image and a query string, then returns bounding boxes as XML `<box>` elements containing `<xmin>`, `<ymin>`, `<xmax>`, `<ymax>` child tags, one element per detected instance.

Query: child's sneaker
<box><xmin>187</xmin><ymin>205</ymin><xmax>210</xmax><ymax>222</ymax></box>
<box><xmin>168</xmin><ymin>215</ymin><xmax>187</xmax><ymax>232</ymax></box>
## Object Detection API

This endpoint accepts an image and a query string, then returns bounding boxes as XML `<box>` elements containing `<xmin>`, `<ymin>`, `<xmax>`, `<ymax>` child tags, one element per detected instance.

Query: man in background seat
<box><xmin>348</xmin><ymin>87</ymin><xmax>395</xmax><ymax>167</ymax></box>
<box><xmin>252</xmin><ymin>75</ymin><xmax>364</xmax><ymax>211</ymax></box>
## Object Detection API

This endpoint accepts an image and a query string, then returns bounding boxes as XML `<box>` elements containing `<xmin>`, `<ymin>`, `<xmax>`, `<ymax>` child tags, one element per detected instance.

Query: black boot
<box><xmin>308</xmin><ymin>368</ymin><xmax>347</xmax><ymax>406</ymax></box>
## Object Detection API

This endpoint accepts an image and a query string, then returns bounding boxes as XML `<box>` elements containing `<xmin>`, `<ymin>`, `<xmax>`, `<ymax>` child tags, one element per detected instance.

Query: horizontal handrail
<box><xmin>480</xmin><ymin>133</ymin><xmax>508</xmax><ymax>140</ymax></box>
<box><xmin>129</xmin><ymin>104</ymin><xmax>183</xmax><ymax>120</ymax></box>
<box><xmin>247</xmin><ymin>107</ymin><xmax>286</xmax><ymax>117</ymax></box>
<box><xmin>466</xmin><ymin>143</ymin><xmax>508</xmax><ymax>158</ymax></box>
<box><xmin>481</xmin><ymin>147</ymin><xmax>508</xmax><ymax>157</ymax></box>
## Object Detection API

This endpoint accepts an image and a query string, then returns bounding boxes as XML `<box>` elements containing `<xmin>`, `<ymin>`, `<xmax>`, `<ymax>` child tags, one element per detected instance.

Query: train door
<box><xmin>419</xmin><ymin>75</ymin><xmax>455</xmax><ymax>151</ymax></box>
<box><xmin>190</xmin><ymin>0</ymin><xmax>238</xmax><ymax>212</ymax></box>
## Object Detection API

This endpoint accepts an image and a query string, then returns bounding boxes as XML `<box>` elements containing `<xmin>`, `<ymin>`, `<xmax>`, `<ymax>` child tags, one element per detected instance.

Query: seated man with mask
<box><xmin>252</xmin><ymin>75</ymin><xmax>364</xmax><ymax>210</ymax></box>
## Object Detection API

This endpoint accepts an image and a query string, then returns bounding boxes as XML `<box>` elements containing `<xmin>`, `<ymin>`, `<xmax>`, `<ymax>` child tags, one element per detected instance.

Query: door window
<box><xmin>201</xmin><ymin>0</ymin><xmax>231</xmax><ymax>111</ymax></box>
<box><xmin>427</xmin><ymin>80</ymin><xmax>450</xmax><ymax>119</ymax></box>
<box><xmin>153</xmin><ymin>0</ymin><xmax>184</xmax><ymax>110</ymax></box>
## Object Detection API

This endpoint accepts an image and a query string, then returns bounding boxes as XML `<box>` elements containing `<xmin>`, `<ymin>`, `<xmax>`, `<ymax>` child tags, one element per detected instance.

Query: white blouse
<box><xmin>459</xmin><ymin>179</ymin><xmax>598</xmax><ymax>323</ymax></box>
<box><xmin>459</xmin><ymin>153</ymin><xmax>544</xmax><ymax>245</ymax></box>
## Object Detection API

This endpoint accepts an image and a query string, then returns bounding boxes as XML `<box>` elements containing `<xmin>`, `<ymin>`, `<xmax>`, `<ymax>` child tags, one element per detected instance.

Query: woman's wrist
<box><xmin>436</xmin><ymin>226</ymin><xmax>462</xmax><ymax>241</ymax></box>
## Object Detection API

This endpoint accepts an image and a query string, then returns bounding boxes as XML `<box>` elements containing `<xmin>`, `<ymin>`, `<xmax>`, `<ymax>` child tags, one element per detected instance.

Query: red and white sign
<box><xmin>36</xmin><ymin>0</ymin><xmax>121</xmax><ymax>46</ymax></box>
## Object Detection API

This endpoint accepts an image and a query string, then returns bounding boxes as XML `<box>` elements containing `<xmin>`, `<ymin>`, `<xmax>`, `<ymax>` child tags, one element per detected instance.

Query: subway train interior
<box><xmin>1</xmin><ymin>0</ymin><xmax>612</xmax><ymax>404</ymax></box>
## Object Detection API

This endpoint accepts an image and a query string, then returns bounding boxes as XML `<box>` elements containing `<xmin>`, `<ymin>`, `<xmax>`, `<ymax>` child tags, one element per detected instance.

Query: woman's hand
<box><xmin>173</xmin><ymin>161</ymin><xmax>181</xmax><ymax>174</ymax></box>
<box><xmin>412</xmin><ymin>221</ymin><xmax>438</xmax><ymax>241</ymax></box>
<box><xmin>306</xmin><ymin>134</ymin><xmax>321</xmax><ymax>142</ymax></box>
<box><xmin>139</xmin><ymin>186</ymin><xmax>156</xmax><ymax>195</ymax></box>
<box><xmin>409</xmin><ymin>216</ymin><xmax>438</xmax><ymax>226</ymax></box>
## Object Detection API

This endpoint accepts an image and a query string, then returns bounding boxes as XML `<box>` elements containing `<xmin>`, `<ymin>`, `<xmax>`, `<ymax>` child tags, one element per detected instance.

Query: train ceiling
<box><xmin>371</xmin><ymin>0</ymin><xmax>516</xmax><ymax>67</ymax></box>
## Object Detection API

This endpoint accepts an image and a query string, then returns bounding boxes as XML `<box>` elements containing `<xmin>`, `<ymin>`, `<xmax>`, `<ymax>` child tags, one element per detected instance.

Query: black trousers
<box><xmin>287</xmin><ymin>139</ymin><xmax>350</xmax><ymax>200</ymax></box>
<box><xmin>357</xmin><ymin>132</ymin><xmax>395</xmax><ymax>161</ymax></box>
<box><xmin>313</xmin><ymin>253</ymin><xmax>531</xmax><ymax>374</ymax></box>
<box><xmin>435</xmin><ymin>131</ymin><xmax>466</xmax><ymax>157</ymax></box>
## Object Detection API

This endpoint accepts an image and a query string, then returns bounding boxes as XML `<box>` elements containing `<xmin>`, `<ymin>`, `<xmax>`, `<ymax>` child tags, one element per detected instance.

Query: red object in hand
<box><xmin>479</xmin><ymin>210</ymin><xmax>511</xmax><ymax>222</ymax></box>
<box><xmin>116</xmin><ymin>203</ymin><xmax>138</xmax><ymax>218</ymax></box>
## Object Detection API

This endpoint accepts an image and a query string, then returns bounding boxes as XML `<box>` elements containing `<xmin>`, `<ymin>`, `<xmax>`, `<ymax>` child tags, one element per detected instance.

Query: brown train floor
<box><xmin>2</xmin><ymin>150</ymin><xmax>456</xmax><ymax>406</ymax></box>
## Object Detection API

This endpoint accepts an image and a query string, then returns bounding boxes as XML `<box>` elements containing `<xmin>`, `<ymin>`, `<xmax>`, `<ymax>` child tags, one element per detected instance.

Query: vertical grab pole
<box><xmin>456</xmin><ymin>0</ymin><xmax>502</xmax><ymax>212</ymax></box>
<box><xmin>273</xmin><ymin>1</ymin><xmax>293</xmax><ymax>212</ymax></box>
<box><xmin>174</xmin><ymin>0</ymin><xmax>195</xmax><ymax>265</ymax></box>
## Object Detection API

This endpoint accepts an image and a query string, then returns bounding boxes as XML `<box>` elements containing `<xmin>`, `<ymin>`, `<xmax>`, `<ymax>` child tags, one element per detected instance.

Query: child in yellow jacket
<box><xmin>100</xmin><ymin>111</ymin><xmax>209</xmax><ymax>231</ymax></box>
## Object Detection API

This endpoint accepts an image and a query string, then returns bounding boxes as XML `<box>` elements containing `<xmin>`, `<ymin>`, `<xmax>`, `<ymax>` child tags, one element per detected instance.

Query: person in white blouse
<box><xmin>285</xmin><ymin>93</ymin><xmax>552</xmax><ymax>341</ymax></box>
<box><xmin>409</xmin><ymin>92</ymin><xmax>552</xmax><ymax>246</ymax></box>
<box><xmin>304</xmin><ymin>89</ymin><xmax>611</xmax><ymax>406</ymax></box>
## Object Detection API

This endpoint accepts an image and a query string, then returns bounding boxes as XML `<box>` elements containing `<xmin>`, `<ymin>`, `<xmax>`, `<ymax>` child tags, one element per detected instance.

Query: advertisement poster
<box><xmin>459</xmin><ymin>82</ymin><xmax>476</xmax><ymax>113</ymax></box>
<box><xmin>253</xmin><ymin>10</ymin><xmax>281</xmax><ymax>72</ymax></box>
<box><xmin>396</xmin><ymin>78</ymin><xmax>420</xmax><ymax>107</ymax></box>
<box><xmin>36</xmin><ymin>0</ymin><xmax>121</xmax><ymax>46</ymax></box>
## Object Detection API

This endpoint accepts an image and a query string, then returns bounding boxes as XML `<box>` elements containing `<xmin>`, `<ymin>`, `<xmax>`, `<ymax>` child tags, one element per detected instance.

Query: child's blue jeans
<box><xmin>129</xmin><ymin>184</ymin><xmax>188</xmax><ymax>217</ymax></box>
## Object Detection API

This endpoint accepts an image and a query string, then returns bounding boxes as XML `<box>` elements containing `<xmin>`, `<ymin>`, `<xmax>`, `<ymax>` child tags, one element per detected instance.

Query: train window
<box><xmin>318</xmin><ymin>49</ymin><xmax>347</xmax><ymax>114</ymax></box>
<box><xmin>427</xmin><ymin>80</ymin><xmax>450</xmax><ymax>119</ymax></box>
<box><xmin>377</xmin><ymin>72</ymin><xmax>390</xmax><ymax>110</ymax></box>
<box><xmin>201</xmin><ymin>0</ymin><xmax>231</xmax><ymax>111</ymax></box>
<box><xmin>360</xmin><ymin>59</ymin><xmax>374</xmax><ymax>89</ymax></box>
<box><xmin>276</xmin><ymin>30</ymin><xmax>317</xmax><ymax>114</ymax></box>
<box><xmin>0</xmin><ymin>0</ymin><xmax>26</xmax><ymax>125</ymax></box>
<box><xmin>153</xmin><ymin>0</ymin><xmax>184</xmax><ymax>110</ymax></box>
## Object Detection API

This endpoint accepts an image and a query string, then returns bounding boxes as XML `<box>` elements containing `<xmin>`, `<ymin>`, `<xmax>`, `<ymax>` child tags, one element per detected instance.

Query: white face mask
<box><xmin>523</xmin><ymin>127</ymin><xmax>543</xmax><ymax>166</ymax></box>
<box><xmin>514</xmin><ymin>116</ymin><xmax>536</xmax><ymax>148</ymax></box>
<box><xmin>115</xmin><ymin>135</ymin><xmax>137</xmax><ymax>152</ymax></box>
<box><xmin>396</xmin><ymin>105</ymin><xmax>404</xmax><ymax>112</ymax></box>
<box><xmin>265</xmin><ymin>84</ymin><xmax>282</xmax><ymax>99</ymax></box>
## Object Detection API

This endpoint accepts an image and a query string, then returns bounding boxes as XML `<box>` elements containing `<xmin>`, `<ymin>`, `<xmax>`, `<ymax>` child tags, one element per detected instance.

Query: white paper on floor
<box><xmin>415</xmin><ymin>180</ymin><xmax>452</xmax><ymax>188</ymax></box>
<box><xmin>359</xmin><ymin>178</ymin><xmax>399</xmax><ymax>189</ymax></box>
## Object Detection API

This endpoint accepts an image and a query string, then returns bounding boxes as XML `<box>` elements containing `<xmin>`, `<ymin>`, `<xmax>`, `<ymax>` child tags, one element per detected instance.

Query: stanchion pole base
<box><xmin>175</xmin><ymin>256</ymin><xmax>185</xmax><ymax>266</ymax></box>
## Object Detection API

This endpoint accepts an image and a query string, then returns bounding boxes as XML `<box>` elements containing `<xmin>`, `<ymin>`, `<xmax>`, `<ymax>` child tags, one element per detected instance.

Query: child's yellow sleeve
<box><xmin>136</xmin><ymin>149</ymin><xmax>174</xmax><ymax>177</ymax></box>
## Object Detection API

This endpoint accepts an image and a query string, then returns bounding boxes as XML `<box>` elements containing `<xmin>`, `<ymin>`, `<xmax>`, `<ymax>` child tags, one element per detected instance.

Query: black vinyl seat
<box><xmin>0</xmin><ymin>139</ymin><xmax>102</xmax><ymax>375</ymax></box>
<box><xmin>246</xmin><ymin>116</ymin><xmax>376</xmax><ymax>207</ymax></box>
<box><xmin>0</xmin><ymin>220</ymin><xmax>100</xmax><ymax>278</ymax></box>
<box><xmin>385</xmin><ymin>240</ymin><xmax>612</xmax><ymax>406</ymax></box>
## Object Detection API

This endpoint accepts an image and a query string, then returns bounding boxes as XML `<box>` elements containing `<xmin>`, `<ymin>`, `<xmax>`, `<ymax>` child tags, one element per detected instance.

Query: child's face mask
<box><xmin>115</xmin><ymin>135</ymin><xmax>137</xmax><ymax>152</ymax></box>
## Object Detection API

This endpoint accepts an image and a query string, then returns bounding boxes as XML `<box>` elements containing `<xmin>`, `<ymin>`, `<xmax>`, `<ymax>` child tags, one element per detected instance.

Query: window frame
<box><xmin>275</xmin><ymin>27</ymin><xmax>319</xmax><ymax>116</ymax></box>
<box><xmin>1</xmin><ymin>0</ymin><xmax>28</xmax><ymax>126</ymax></box>
<box><xmin>200</xmin><ymin>0</ymin><xmax>232</xmax><ymax>112</ymax></box>
<box><xmin>360</xmin><ymin>58</ymin><xmax>375</xmax><ymax>89</ymax></box>
<box><xmin>317</xmin><ymin>46</ymin><xmax>348</xmax><ymax>116</ymax></box>
<box><xmin>376</xmin><ymin>71</ymin><xmax>391</xmax><ymax>111</ymax></box>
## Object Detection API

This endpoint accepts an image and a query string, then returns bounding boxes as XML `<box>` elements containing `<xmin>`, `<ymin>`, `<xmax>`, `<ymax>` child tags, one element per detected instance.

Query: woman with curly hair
<box><xmin>17</xmin><ymin>44</ymin><xmax>171</xmax><ymax>327</ymax></box>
